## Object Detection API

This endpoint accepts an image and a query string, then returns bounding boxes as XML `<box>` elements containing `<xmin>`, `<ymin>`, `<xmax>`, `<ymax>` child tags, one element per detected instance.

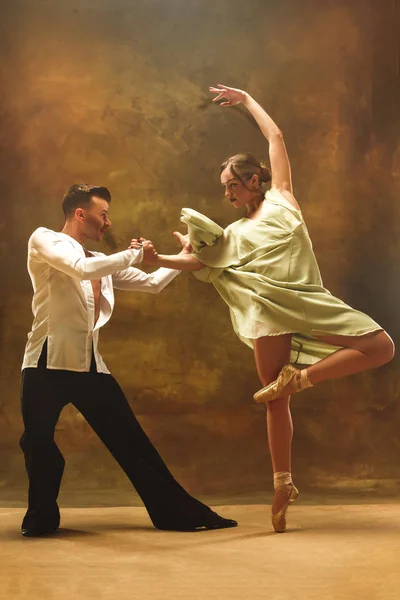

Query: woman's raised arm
<box><xmin>210</xmin><ymin>84</ymin><xmax>299</xmax><ymax>207</ymax></box>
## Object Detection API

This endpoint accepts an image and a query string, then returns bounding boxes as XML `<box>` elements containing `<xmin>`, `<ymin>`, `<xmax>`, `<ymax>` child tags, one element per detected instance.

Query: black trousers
<box><xmin>20</xmin><ymin>344</ymin><xmax>215</xmax><ymax>531</ymax></box>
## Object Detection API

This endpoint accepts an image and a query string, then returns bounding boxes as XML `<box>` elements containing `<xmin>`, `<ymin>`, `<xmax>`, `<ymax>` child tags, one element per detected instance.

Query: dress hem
<box><xmin>238</xmin><ymin>325</ymin><xmax>383</xmax><ymax>342</ymax></box>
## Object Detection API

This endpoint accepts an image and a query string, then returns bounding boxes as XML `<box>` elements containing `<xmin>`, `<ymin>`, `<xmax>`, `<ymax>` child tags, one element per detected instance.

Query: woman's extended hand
<box><xmin>209</xmin><ymin>84</ymin><xmax>248</xmax><ymax>107</ymax></box>
<box><xmin>173</xmin><ymin>231</ymin><xmax>193</xmax><ymax>254</ymax></box>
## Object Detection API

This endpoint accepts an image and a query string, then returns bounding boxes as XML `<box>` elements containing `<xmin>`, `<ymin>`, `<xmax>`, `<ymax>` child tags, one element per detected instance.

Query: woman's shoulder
<box><xmin>265</xmin><ymin>188</ymin><xmax>302</xmax><ymax>214</ymax></box>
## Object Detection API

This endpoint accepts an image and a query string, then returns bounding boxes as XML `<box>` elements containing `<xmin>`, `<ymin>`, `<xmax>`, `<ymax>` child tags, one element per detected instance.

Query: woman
<box><xmin>137</xmin><ymin>84</ymin><xmax>394</xmax><ymax>533</ymax></box>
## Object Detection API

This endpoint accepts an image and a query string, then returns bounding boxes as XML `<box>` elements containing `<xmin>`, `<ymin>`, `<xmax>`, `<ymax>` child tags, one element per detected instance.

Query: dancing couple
<box><xmin>21</xmin><ymin>84</ymin><xmax>393</xmax><ymax>536</ymax></box>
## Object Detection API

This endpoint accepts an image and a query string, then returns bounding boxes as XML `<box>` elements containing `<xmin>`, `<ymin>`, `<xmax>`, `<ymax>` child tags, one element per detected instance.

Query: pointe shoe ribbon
<box><xmin>272</xmin><ymin>484</ymin><xmax>300</xmax><ymax>534</ymax></box>
<box><xmin>253</xmin><ymin>364</ymin><xmax>313</xmax><ymax>403</ymax></box>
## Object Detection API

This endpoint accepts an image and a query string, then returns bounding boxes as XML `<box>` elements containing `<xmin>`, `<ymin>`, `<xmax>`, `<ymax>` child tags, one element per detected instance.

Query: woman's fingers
<box><xmin>213</xmin><ymin>99</ymin><xmax>232</xmax><ymax>107</ymax></box>
<box><xmin>173</xmin><ymin>231</ymin><xmax>187</xmax><ymax>245</ymax></box>
<box><xmin>142</xmin><ymin>240</ymin><xmax>158</xmax><ymax>259</ymax></box>
<box><xmin>210</xmin><ymin>90</ymin><xmax>225</xmax><ymax>99</ymax></box>
<box><xmin>211</xmin><ymin>93</ymin><xmax>231</xmax><ymax>105</ymax></box>
<box><xmin>210</xmin><ymin>84</ymin><xmax>230</xmax><ymax>90</ymax></box>
<box><xmin>209</xmin><ymin>85</ymin><xmax>239</xmax><ymax>107</ymax></box>
<box><xmin>173</xmin><ymin>231</ymin><xmax>193</xmax><ymax>253</ymax></box>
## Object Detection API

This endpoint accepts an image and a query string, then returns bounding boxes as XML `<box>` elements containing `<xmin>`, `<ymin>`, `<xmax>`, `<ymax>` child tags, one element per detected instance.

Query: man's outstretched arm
<box><xmin>112</xmin><ymin>265</ymin><xmax>181</xmax><ymax>293</ymax></box>
<box><xmin>30</xmin><ymin>228</ymin><xmax>144</xmax><ymax>280</ymax></box>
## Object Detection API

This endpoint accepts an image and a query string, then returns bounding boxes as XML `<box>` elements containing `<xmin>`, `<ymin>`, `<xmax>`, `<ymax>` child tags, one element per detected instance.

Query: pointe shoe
<box><xmin>271</xmin><ymin>484</ymin><xmax>299</xmax><ymax>533</ymax></box>
<box><xmin>253</xmin><ymin>364</ymin><xmax>313</xmax><ymax>403</ymax></box>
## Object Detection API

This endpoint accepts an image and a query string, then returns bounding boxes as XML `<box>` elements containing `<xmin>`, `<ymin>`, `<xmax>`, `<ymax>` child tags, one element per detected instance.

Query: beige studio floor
<box><xmin>1</xmin><ymin>499</ymin><xmax>399</xmax><ymax>600</ymax></box>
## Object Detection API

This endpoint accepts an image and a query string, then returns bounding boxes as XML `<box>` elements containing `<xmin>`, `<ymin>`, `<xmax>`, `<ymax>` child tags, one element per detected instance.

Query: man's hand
<box><xmin>129</xmin><ymin>238</ymin><xmax>158</xmax><ymax>263</ymax></box>
<box><xmin>129</xmin><ymin>238</ymin><xmax>143</xmax><ymax>250</ymax></box>
<box><xmin>173</xmin><ymin>231</ymin><xmax>193</xmax><ymax>254</ymax></box>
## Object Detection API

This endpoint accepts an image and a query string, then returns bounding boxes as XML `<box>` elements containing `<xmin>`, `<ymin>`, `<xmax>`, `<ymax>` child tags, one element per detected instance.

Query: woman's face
<box><xmin>220</xmin><ymin>167</ymin><xmax>259</xmax><ymax>208</ymax></box>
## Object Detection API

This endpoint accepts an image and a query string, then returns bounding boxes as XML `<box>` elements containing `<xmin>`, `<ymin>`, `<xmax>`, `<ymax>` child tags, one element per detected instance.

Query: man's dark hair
<box><xmin>62</xmin><ymin>184</ymin><xmax>112</xmax><ymax>218</ymax></box>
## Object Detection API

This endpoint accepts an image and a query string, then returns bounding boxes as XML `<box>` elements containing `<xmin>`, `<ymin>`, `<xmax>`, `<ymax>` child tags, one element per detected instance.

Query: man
<box><xmin>20</xmin><ymin>183</ymin><xmax>237</xmax><ymax>536</ymax></box>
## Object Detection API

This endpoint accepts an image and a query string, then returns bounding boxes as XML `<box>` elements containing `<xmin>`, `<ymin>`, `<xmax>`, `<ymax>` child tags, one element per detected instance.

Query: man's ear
<box><xmin>75</xmin><ymin>208</ymin><xmax>85</xmax><ymax>222</ymax></box>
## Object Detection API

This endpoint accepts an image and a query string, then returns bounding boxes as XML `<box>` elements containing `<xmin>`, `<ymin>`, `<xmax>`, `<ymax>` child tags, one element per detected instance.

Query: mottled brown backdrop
<box><xmin>1</xmin><ymin>0</ymin><xmax>400</xmax><ymax>505</ymax></box>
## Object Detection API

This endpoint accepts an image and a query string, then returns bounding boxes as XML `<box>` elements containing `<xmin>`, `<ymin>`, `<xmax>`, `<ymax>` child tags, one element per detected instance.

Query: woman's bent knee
<box><xmin>378</xmin><ymin>332</ymin><xmax>395</xmax><ymax>365</ymax></box>
<box><xmin>358</xmin><ymin>330</ymin><xmax>394</xmax><ymax>366</ymax></box>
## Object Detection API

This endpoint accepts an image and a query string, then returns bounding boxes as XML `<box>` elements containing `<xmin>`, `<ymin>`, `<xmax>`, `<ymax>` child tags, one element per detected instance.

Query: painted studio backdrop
<box><xmin>0</xmin><ymin>0</ymin><xmax>399</xmax><ymax>504</ymax></box>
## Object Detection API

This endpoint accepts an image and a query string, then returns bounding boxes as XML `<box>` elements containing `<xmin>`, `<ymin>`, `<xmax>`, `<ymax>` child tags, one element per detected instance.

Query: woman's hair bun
<box><xmin>260</xmin><ymin>162</ymin><xmax>272</xmax><ymax>183</ymax></box>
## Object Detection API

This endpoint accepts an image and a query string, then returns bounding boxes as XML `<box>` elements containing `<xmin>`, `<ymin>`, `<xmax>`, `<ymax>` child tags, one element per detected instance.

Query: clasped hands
<box><xmin>129</xmin><ymin>237</ymin><xmax>158</xmax><ymax>263</ymax></box>
<box><xmin>129</xmin><ymin>231</ymin><xmax>192</xmax><ymax>264</ymax></box>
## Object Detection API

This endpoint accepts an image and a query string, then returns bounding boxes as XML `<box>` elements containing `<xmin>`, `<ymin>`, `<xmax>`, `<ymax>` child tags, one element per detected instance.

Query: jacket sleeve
<box><xmin>30</xmin><ymin>228</ymin><xmax>143</xmax><ymax>280</ymax></box>
<box><xmin>112</xmin><ymin>266</ymin><xmax>180</xmax><ymax>293</ymax></box>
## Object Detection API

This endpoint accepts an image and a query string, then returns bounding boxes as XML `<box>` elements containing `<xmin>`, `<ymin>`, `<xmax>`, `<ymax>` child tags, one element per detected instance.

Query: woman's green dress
<box><xmin>181</xmin><ymin>188</ymin><xmax>382</xmax><ymax>365</ymax></box>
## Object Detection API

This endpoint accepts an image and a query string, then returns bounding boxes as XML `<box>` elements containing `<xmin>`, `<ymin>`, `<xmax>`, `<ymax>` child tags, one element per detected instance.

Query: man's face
<box><xmin>81</xmin><ymin>196</ymin><xmax>111</xmax><ymax>241</ymax></box>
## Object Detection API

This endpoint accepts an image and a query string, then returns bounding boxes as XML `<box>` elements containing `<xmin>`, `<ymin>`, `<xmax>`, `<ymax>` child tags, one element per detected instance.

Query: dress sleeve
<box><xmin>180</xmin><ymin>208</ymin><xmax>239</xmax><ymax>282</ymax></box>
<box><xmin>180</xmin><ymin>208</ymin><xmax>224</xmax><ymax>252</ymax></box>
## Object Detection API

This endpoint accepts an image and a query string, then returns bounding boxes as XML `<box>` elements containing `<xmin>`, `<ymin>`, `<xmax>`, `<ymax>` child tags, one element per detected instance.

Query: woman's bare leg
<box><xmin>307</xmin><ymin>330</ymin><xmax>394</xmax><ymax>385</ymax></box>
<box><xmin>253</xmin><ymin>335</ymin><xmax>294</xmax><ymax>517</ymax></box>
<box><xmin>260</xmin><ymin>330</ymin><xmax>394</xmax><ymax>405</ymax></box>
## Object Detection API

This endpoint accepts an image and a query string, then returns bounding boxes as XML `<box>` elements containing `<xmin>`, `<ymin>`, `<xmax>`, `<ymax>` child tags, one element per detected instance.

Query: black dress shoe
<box><xmin>192</xmin><ymin>515</ymin><xmax>238</xmax><ymax>531</ymax></box>
<box><xmin>21</xmin><ymin>526</ymin><xmax>59</xmax><ymax>538</ymax></box>
<box><xmin>156</xmin><ymin>513</ymin><xmax>238</xmax><ymax>532</ymax></box>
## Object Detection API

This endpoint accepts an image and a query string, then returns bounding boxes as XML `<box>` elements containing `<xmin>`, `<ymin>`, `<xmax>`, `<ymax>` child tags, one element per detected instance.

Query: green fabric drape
<box><xmin>181</xmin><ymin>188</ymin><xmax>381</xmax><ymax>365</ymax></box>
